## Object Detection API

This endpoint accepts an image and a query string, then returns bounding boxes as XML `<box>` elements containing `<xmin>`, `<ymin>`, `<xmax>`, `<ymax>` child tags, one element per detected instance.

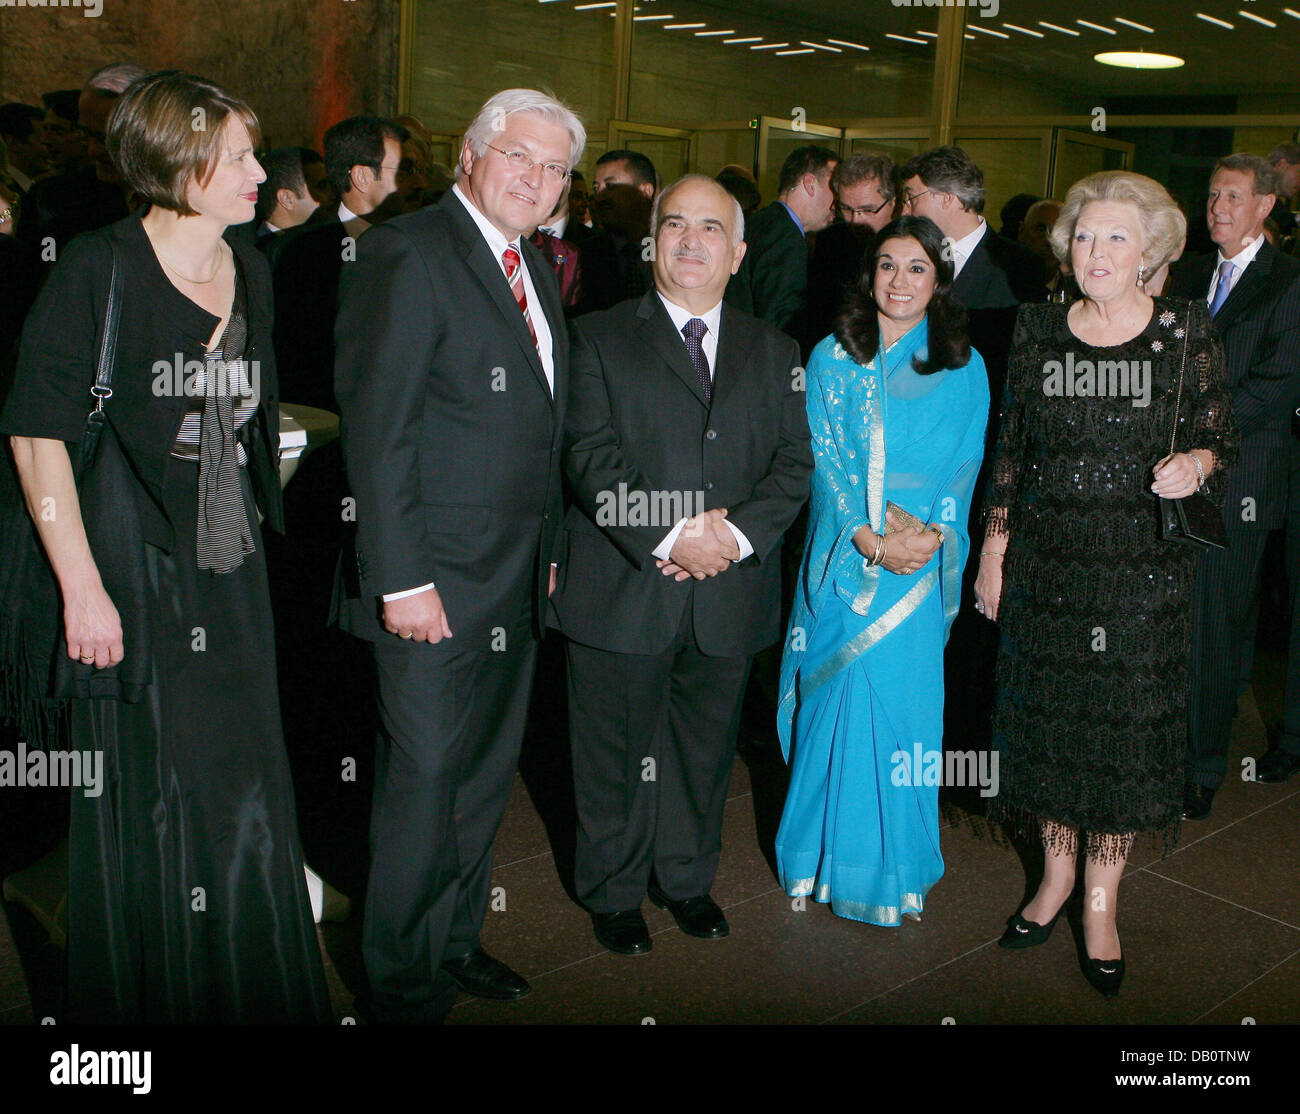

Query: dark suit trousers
<box><xmin>565</xmin><ymin>609</ymin><xmax>750</xmax><ymax>912</ymax></box>
<box><xmin>363</xmin><ymin>615</ymin><xmax>537</xmax><ymax>1023</ymax></box>
<box><xmin>1283</xmin><ymin>438</ymin><xmax>1300</xmax><ymax>758</ymax></box>
<box><xmin>1188</xmin><ymin>516</ymin><xmax>1271</xmax><ymax>788</ymax></box>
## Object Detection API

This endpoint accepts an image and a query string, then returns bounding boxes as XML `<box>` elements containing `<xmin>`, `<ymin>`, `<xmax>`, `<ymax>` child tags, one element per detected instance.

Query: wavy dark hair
<box><xmin>834</xmin><ymin>215</ymin><xmax>971</xmax><ymax>375</ymax></box>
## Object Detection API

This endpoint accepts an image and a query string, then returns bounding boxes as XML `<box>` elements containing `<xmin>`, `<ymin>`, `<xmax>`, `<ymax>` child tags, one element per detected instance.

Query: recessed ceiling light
<box><xmin>915</xmin><ymin>30</ymin><xmax>938</xmax><ymax>38</ymax></box>
<box><xmin>1039</xmin><ymin>21</ymin><xmax>1081</xmax><ymax>36</ymax></box>
<box><xmin>827</xmin><ymin>38</ymin><xmax>870</xmax><ymax>51</ymax></box>
<box><xmin>886</xmin><ymin>33</ymin><xmax>928</xmax><ymax>44</ymax></box>
<box><xmin>1076</xmin><ymin>19</ymin><xmax>1118</xmax><ymax>34</ymax></box>
<box><xmin>1195</xmin><ymin>13</ymin><xmax>1235</xmax><ymax>29</ymax></box>
<box><xmin>968</xmin><ymin>25</ymin><xmax>1010</xmax><ymax>39</ymax></box>
<box><xmin>1095</xmin><ymin>50</ymin><xmax>1185</xmax><ymax>69</ymax></box>
<box><xmin>775</xmin><ymin>48</ymin><xmax>816</xmax><ymax>56</ymax></box>
<box><xmin>1285</xmin><ymin>8</ymin><xmax>1300</xmax><ymax>20</ymax></box>
<box><xmin>664</xmin><ymin>23</ymin><xmax>706</xmax><ymax>30</ymax></box>
<box><xmin>1238</xmin><ymin>10</ymin><xmax>1277</xmax><ymax>27</ymax></box>
<box><xmin>750</xmin><ymin>42</ymin><xmax>791</xmax><ymax>50</ymax></box>
<box><xmin>694</xmin><ymin>29</ymin><xmax>735</xmax><ymax>36</ymax></box>
<box><xmin>1114</xmin><ymin>18</ymin><xmax>1154</xmax><ymax>33</ymax></box>
<box><xmin>801</xmin><ymin>41</ymin><xmax>843</xmax><ymax>52</ymax></box>
<box><xmin>573</xmin><ymin>1</ymin><xmax>615</xmax><ymax>8</ymax></box>
<box><xmin>1003</xmin><ymin>23</ymin><xmax>1045</xmax><ymax>38</ymax></box>
<box><xmin>632</xmin><ymin>13</ymin><xmax>673</xmax><ymax>20</ymax></box>
<box><xmin>723</xmin><ymin>37</ymin><xmax>763</xmax><ymax>44</ymax></box>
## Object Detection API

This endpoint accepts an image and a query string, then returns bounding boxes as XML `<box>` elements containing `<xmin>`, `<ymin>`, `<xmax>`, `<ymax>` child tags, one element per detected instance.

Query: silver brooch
<box><xmin>1174</xmin><ymin>327</ymin><xmax>1185</xmax><ymax>339</ymax></box>
<box><xmin>1151</xmin><ymin>339</ymin><xmax>1165</xmax><ymax>352</ymax></box>
<box><xmin>1158</xmin><ymin>310</ymin><xmax>1176</xmax><ymax>327</ymax></box>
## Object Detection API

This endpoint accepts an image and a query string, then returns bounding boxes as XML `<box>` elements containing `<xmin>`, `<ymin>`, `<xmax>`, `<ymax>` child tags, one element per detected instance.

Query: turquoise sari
<box><xmin>776</xmin><ymin>320</ymin><xmax>988</xmax><ymax>925</ymax></box>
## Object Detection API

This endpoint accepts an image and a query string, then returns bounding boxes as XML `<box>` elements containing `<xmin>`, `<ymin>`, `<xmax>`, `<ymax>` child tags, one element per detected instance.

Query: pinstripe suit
<box><xmin>1169</xmin><ymin>241</ymin><xmax>1300</xmax><ymax>788</ymax></box>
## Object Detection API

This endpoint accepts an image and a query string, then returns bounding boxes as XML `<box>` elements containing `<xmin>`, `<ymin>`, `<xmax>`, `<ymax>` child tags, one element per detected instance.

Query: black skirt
<box><xmin>66</xmin><ymin>456</ymin><xmax>330</xmax><ymax>1023</ymax></box>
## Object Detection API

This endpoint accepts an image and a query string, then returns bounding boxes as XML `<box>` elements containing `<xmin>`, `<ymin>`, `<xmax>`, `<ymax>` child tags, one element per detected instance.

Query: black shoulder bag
<box><xmin>1158</xmin><ymin>312</ymin><xmax>1227</xmax><ymax>550</ymax></box>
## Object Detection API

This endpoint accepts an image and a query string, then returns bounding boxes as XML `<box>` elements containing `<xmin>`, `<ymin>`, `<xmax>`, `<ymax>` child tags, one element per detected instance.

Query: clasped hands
<box><xmin>656</xmin><ymin>507</ymin><xmax>740</xmax><ymax>582</ymax></box>
<box><xmin>853</xmin><ymin>510</ymin><xmax>943</xmax><ymax>576</ymax></box>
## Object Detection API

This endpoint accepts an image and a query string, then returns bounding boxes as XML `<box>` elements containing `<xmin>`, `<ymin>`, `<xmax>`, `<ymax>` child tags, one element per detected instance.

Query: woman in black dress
<box><xmin>974</xmin><ymin>171</ymin><xmax>1237</xmax><ymax>996</ymax></box>
<box><xmin>2</xmin><ymin>72</ymin><xmax>329</xmax><ymax>1023</ymax></box>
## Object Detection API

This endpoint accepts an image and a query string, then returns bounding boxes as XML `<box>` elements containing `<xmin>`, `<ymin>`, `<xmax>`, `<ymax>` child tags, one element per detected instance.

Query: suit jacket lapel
<box><xmin>710</xmin><ymin>303</ymin><xmax>753</xmax><ymax>412</ymax></box>
<box><xmin>636</xmin><ymin>291</ymin><xmax>710</xmax><ymax>409</ymax></box>
<box><xmin>445</xmin><ymin>193</ymin><xmax>551</xmax><ymax>397</ymax></box>
<box><xmin>1214</xmin><ymin>243</ymin><xmax>1276</xmax><ymax>331</ymax></box>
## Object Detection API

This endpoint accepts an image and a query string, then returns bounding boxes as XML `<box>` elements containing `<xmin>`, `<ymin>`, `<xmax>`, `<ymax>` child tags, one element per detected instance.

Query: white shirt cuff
<box><xmin>722</xmin><ymin>519</ymin><xmax>753</xmax><ymax>562</ymax></box>
<box><xmin>653</xmin><ymin>518</ymin><xmax>688</xmax><ymax>561</ymax></box>
<box><xmin>382</xmin><ymin>582</ymin><xmax>435</xmax><ymax>602</ymax></box>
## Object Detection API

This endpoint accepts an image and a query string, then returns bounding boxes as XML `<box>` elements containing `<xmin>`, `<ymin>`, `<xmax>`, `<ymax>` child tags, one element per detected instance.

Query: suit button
<box><xmin>705</xmin><ymin>429</ymin><xmax>718</xmax><ymax>440</ymax></box>
<box><xmin>704</xmin><ymin>481</ymin><xmax>714</xmax><ymax>491</ymax></box>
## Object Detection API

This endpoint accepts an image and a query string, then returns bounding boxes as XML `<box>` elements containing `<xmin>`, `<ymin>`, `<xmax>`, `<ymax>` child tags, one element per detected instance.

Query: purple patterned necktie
<box><xmin>682</xmin><ymin>317</ymin><xmax>711</xmax><ymax>400</ymax></box>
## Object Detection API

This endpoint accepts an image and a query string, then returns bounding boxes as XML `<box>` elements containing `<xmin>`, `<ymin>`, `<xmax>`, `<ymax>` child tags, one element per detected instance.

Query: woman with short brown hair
<box><xmin>2</xmin><ymin>71</ymin><xmax>329</xmax><ymax>1023</ymax></box>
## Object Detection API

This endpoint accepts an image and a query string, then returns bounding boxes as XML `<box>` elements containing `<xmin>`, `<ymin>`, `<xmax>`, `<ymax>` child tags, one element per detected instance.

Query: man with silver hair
<box><xmin>334</xmin><ymin>87</ymin><xmax>585</xmax><ymax>1022</ymax></box>
<box><xmin>549</xmin><ymin>174</ymin><xmax>811</xmax><ymax>957</ymax></box>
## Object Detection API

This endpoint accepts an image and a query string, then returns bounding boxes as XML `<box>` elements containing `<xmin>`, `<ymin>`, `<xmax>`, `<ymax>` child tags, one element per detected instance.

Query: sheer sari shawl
<box><xmin>777</xmin><ymin>319</ymin><xmax>989</xmax><ymax>757</ymax></box>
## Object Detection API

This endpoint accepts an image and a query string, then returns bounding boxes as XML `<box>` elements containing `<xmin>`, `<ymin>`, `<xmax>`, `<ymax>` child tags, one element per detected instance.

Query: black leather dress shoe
<box><xmin>1257</xmin><ymin>748</ymin><xmax>1300</xmax><ymax>783</ymax></box>
<box><xmin>592</xmin><ymin>910</ymin><xmax>652</xmax><ymax>955</ymax></box>
<box><xmin>440</xmin><ymin>948</ymin><xmax>530</xmax><ymax>1000</ymax></box>
<box><xmin>1182</xmin><ymin>783</ymin><xmax>1215</xmax><ymax>821</ymax></box>
<box><xmin>647</xmin><ymin>885</ymin><xmax>729</xmax><ymax>939</ymax></box>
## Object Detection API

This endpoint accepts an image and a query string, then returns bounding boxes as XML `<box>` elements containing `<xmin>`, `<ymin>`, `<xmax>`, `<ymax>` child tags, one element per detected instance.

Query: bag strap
<box><xmin>90</xmin><ymin>243</ymin><xmax>122</xmax><ymax>415</ymax></box>
<box><xmin>1167</xmin><ymin>307</ymin><xmax>1190</xmax><ymax>458</ymax></box>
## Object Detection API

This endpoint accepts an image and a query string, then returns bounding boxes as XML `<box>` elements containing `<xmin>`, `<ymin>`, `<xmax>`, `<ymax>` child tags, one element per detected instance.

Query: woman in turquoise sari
<box><xmin>776</xmin><ymin>216</ymin><xmax>988</xmax><ymax>925</ymax></box>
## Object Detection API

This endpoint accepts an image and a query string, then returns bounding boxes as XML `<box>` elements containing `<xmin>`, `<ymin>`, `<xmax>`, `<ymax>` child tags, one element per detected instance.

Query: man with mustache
<box><xmin>549</xmin><ymin>175</ymin><xmax>812</xmax><ymax>955</ymax></box>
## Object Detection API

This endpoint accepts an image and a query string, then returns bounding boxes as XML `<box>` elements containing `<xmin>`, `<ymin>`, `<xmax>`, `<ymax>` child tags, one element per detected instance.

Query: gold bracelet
<box><xmin>980</xmin><ymin>551</ymin><xmax>1004</xmax><ymax>559</ymax></box>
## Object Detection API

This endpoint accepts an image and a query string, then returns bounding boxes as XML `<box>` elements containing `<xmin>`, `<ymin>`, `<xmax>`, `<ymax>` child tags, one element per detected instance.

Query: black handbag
<box><xmin>1158</xmin><ymin>311</ymin><xmax>1227</xmax><ymax>550</ymax></box>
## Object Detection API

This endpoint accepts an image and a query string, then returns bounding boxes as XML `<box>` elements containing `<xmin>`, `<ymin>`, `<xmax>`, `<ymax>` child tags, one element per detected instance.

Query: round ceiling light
<box><xmin>1095</xmin><ymin>50</ymin><xmax>1185</xmax><ymax>69</ymax></box>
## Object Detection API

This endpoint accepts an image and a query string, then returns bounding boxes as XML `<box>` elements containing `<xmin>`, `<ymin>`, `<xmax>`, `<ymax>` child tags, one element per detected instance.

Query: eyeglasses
<box><xmin>483</xmin><ymin>143</ymin><xmax>569</xmax><ymax>183</ymax></box>
<box><xmin>838</xmin><ymin>198</ymin><xmax>892</xmax><ymax>218</ymax></box>
<box><xmin>902</xmin><ymin>188</ymin><xmax>937</xmax><ymax>208</ymax></box>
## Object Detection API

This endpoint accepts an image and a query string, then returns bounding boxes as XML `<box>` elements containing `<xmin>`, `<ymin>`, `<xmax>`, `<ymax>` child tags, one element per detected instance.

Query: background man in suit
<box><xmin>1171</xmin><ymin>154</ymin><xmax>1300</xmax><ymax>817</ymax></box>
<box><xmin>725</xmin><ymin>145</ymin><xmax>838</xmax><ymax>338</ymax></box>
<box><xmin>578</xmin><ymin>148</ymin><xmax>657</xmax><ymax>313</ymax></box>
<box><xmin>803</xmin><ymin>153</ymin><xmax>895</xmax><ymax>356</ymax></box>
<box><xmin>333</xmin><ymin>88</ymin><xmax>584</xmax><ymax>1022</ymax></box>
<box><xmin>550</xmin><ymin>175</ymin><xmax>813</xmax><ymax>956</ymax></box>
<box><xmin>272</xmin><ymin>115</ymin><xmax>407</xmax><ymax>411</ymax></box>
<box><xmin>254</xmin><ymin>146</ymin><xmax>320</xmax><ymax>253</ymax></box>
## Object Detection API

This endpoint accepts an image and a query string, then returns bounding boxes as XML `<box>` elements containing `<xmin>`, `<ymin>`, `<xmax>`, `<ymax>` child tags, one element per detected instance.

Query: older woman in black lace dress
<box><xmin>974</xmin><ymin>171</ymin><xmax>1237</xmax><ymax>996</ymax></box>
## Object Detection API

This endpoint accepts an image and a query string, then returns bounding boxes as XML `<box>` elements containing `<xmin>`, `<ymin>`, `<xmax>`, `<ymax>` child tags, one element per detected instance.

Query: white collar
<box><xmin>337</xmin><ymin>200</ymin><xmax>359</xmax><ymax>224</ymax></box>
<box><xmin>1217</xmin><ymin>232</ymin><xmax>1267</xmax><ymax>273</ymax></box>
<box><xmin>951</xmin><ymin>217</ymin><xmax>987</xmax><ymax>264</ymax></box>
<box><xmin>656</xmin><ymin>290</ymin><xmax>724</xmax><ymax>338</ymax></box>
<box><xmin>452</xmin><ymin>182</ymin><xmax>523</xmax><ymax>258</ymax></box>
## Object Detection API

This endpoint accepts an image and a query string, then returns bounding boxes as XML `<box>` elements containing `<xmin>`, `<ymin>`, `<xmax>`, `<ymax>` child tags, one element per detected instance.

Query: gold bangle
<box><xmin>980</xmin><ymin>551</ymin><xmax>1004</xmax><ymax>559</ymax></box>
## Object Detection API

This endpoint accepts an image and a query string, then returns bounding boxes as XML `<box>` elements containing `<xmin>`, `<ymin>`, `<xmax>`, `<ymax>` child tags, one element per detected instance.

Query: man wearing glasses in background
<box><xmin>334</xmin><ymin>88</ymin><xmax>585</xmax><ymax>1025</ymax></box>
<box><xmin>801</xmin><ymin>153</ymin><xmax>896</xmax><ymax>359</ymax></box>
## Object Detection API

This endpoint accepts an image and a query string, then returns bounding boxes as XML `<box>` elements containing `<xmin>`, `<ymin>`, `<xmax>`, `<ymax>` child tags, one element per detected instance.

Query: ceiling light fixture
<box><xmin>1076</xmin><ymin>19</ymin><xmax>1118</xmax><ymax>35</ymax></box>
<box><xmin>1238</xmin><ymin>10</ymin><xmax>1277</xmax><ymax>27</ymax></box>
<box><xmin>1195</xmin><ymin>13</ymin><xmax>1235</xmax><ymax>29</ymax></box>
<box><xmin>1113</xmin><ymin>18</ymin><xmax>1154</xmax><ymax>33</ymax></box>
<box><xmin>1039</xmin><ymin>21</ymin><xmax>1080</xmax><ymax>36</ymax></box>
<box><xmin>1003</xmin><ymin>23</ymin><xmax>1045</xmax><ymax>38</ymax></box>
<box><xmin>827</xmin><ymin>38</ymin><xmax>871</xmax><ymax>51</ymax></box>
<box><xmin>1095</xmin><ymin>50</ymin><xmax>1185</xmax><ymax>69</ymax></box>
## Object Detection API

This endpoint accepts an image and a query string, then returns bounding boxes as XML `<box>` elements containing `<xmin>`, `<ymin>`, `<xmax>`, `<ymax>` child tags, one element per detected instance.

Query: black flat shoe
<box><xmin>1182</xmin><ymin>782</ymin><xmax>1215</xmax><ymax>821</ymax></box>
<box><xmin>998</xmin><ymin>908</ymin><xmax>1061</xmax><ymax>949</ymax></box>
<box><xmin>1082</xmin><ymin>955</ymin><xmax>1125</xmax><ymax>997</ymax></box>
<box><xmin>592</xmin><ymin>909</ymin><xmax>652</xmax><ymax>955</ymax></box>
<box><xmin>647</xmin><ymin>885</ymin><xmax>729</xmax><ymax>939</ymax></box>
<box><xmin>1257</xmin><ymin>748</ymin><xmax>1300</xmax><ymax>784</ymax></box>
<box><xmin>440</xmin><ymin>948</ymin><xmax>530</xmax><ymax>1000</ymax></box>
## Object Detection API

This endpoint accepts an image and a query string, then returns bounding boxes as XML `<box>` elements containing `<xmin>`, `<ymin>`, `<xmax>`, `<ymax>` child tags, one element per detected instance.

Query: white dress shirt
<box><xmin>382</xmin><ymin>184</ymin><xmax>558</xmax><ymax>603</ymax></box>
<box><xmin>1207</xmin><ymin>232</ymin><xmax>1266</xmax><ymax>307</ymax></box>
<box><xmin>650</xmin><ymin>292</ymin><xmax>754</xmax><ymax>565</ymax></box>
<box><xmin>950</xmin><ymin>218</ymin><xmax>988</xmax><ymax>278</ymax></box>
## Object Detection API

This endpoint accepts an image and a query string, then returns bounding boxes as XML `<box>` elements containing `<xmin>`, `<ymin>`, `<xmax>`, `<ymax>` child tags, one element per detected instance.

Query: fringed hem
<box><xmin>988</xmin><ymin>800</ymin><xmax>1182</xmax><ymax>864</ymax></box>
<box><xmin>0</xmin><ymin>613</ymin><xmax>69</xmax><ymax>751</ymax></box>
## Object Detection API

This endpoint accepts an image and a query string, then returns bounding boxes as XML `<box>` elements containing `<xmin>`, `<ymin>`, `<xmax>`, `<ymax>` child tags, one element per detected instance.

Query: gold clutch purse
<box><xmin>883</xmin><ymin>501</ymin><xmax>925</xmax><ymax>534</ymax></box>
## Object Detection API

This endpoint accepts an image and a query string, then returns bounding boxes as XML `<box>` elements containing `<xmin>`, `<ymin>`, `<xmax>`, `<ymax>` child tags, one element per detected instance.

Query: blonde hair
<box><xmin>1050</xmin><ymin>171</ymin><xmax>1186</xmax><ymax>273</ymax></box>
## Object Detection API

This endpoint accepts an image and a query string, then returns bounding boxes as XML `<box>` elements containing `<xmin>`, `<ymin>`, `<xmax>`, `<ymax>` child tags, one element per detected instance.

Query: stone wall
<box><xmin>0</xmin><ymin>0</ymin><xmax>400</xmax><ymax>150</ymax></box>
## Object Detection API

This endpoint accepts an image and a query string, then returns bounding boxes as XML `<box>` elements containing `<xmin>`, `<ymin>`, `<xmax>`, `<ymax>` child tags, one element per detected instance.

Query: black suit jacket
<box><xmin>802</xmin><ymin>220</ymin><xmax>873</xmax><ymax>359</ymax></box>
<box><xmin>549</xmin><ymin>291</ymin><xmax>813</xmax><ymax>657</ymax></box>
<box><xmin>725</xmin><ymin>201</ymin><xmax>809</xmax><ymax>336</ymax></box>
<box><xmin>271</xmin><ymin>215</ymin><xmax>349</xmax><ymax>411</ymax></box>
<box><xmin>333</xmin><ymin>190</ymin><xmax>568</xmax><ymax>646</ymax></box>
<box><xmin>1169</xmin><ymin>241</ymin><xmax>1300</xmax><ymax>528</ymax></box>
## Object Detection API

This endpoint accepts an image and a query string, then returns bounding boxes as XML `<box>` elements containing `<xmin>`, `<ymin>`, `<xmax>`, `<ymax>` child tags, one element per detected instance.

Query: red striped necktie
<box><xmin>502</xmin><ymin>246</ymin><xmax>538</xmax><ymax>348</ymax></box>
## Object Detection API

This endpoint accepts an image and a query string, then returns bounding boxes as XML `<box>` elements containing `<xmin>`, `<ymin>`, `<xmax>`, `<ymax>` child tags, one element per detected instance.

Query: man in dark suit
<box><xmin>550</xmin><ymin>175</ymin><xmax>813</xmax><ymax>956</ymax></box>
<box><xmin>802</xmin><ymin>153</ymin><xmax>895</xmax><ymax>356</ymax></box>
<box><xmin>272</xmin><ymin>116</ymin><xmax>407</xmax><ymax>412</ymax></box>
<box><xmin>253</xmin><ymin>147</ymin><xmax>321</xmax><ymax>259</ymax></box>
<box><xmin>1171</xmin><ymin>155</ymin><xmax>1300</xmax><ymax>817</ymax></box>
<box><xmin>725</xmin><ymin>145</ymin><xmax>838</xmax><ymax>338</ymax></box>
<box><xmin>576</xmin><ymin>149</ymin><xmax>657</xmax><ymax>314</ymax></box>
<box><xmin>333</xmin><ymin>89</ymin><xmax>584</xmax><ymax>1022</ymax></box>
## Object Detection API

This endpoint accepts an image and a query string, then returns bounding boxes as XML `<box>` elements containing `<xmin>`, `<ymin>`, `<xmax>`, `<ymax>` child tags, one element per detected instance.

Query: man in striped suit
<box><xmin>1172</xmin><ymin>154</ymin><xmax>1300</xmax><ymax>819</ymax></box>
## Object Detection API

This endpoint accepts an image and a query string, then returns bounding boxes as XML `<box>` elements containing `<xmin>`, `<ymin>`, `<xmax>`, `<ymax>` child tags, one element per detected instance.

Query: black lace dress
<box><xmin>985</xmin><ymin>297</ymin><xmax>1237</xmax><ymax>861</ymax></box>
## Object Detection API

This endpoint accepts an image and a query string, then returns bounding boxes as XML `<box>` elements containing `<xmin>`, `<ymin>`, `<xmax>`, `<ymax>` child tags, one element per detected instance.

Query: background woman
<box><xmin>776</xmin><ymin>215</ymin><xmax>988</xmax><ymax>925</ymax></box>
<box><xmin>1</xmin><ymin>72</ymin><xmax>329</xmax><ymax>1022</ymax></box>
<box><xmin>975</xmin><ymin>171</ymin><xmax>1237</xmax><ymax>995</ymax></box>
